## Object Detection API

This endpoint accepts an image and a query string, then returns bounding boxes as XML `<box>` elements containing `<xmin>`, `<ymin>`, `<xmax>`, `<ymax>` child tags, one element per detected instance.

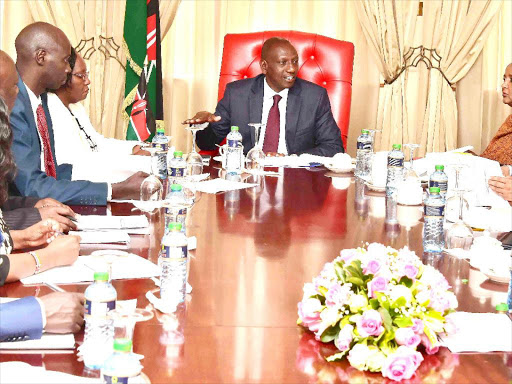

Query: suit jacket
<box><xmin>0</xmin><ymin>296</ymin><xmax>43</xmax><ymax>342</ymax></box>
<box><xmin>0</xmin><ymin>254</ymin><xmax>10</xmax><ymax>286</ymax></box>
<box><xmin>1</xmin><ymin>196</ymin><xmax>41</xmax><ymax>230</ymax></box>
<box><xmin>196</xmin><ymin>74</ymin><xmax>344</xmax><ymax>156</ymax></box>
<box><xmin>9</xmin><ymin>77</ymin><xmax>108</xmax><ymax>205</ymax></box>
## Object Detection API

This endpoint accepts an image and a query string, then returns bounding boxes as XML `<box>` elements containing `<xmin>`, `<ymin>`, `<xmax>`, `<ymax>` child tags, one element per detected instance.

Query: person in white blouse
<box><xmin>48</xmin><ymin>48</ymin><xmax>148</xmax><ymax>166</ymax></box>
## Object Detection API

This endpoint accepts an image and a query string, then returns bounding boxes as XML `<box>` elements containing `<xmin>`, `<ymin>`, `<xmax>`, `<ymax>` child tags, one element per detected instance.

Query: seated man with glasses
<box><xmin>48</xmin><ymin>47</ymin><xmax>149</xmax><ymax>167</ymax></box>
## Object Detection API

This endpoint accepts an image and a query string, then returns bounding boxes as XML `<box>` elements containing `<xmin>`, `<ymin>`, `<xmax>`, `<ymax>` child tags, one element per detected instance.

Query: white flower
<box><xmin>348</xmin><ymin>294</ymin><xmax>368</xmax><ymax>313</ymax></box>
<box><xmin>320</xmin><ymin>306</ymin><xmax>340</xmax><ymax>328</ymax></box>
<box><xmin>388</xmin><ymin>284</ymin><xmax>413</xmax><ymax>304</ymax></box>
<box><xmin>366</xmin><ymin>346</ymin><xmax>387</xmax><ymax>372</ymax></box>
<box><xmin>347</xmin><ymin>344</ymin><xmax>372</xmax><ymax>371</ymax></box>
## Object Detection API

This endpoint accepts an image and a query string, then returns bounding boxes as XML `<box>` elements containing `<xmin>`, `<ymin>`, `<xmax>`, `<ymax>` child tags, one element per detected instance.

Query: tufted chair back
<box><xmin>218</xmin><ymin>31</ymin><xmax>354</xmax><ymax>149</ymax></box>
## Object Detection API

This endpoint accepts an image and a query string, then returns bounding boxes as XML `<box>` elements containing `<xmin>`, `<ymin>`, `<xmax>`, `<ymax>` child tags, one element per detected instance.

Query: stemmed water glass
<box><xmin>366</xmin><ymin>129</ymin><xmax>382</xmax><ymax>150</ymax></box>
<box><xmin>246</xmin><ymin>123</ymin><xmax>266</xmax><ymax>172</ymax></box>
<box><xmin>185</xmin><ymin>123</ymin><xmax>208</xmax><ymax>176</ymax></box>
<box><xmin>140</xmin><ymin>147</ymin><xmax>163</xmax><ymax>211</ymax></box>
<box><xmin>445</xmin><ymin>163</ymin><xmax>470</xmax><ymax>222</ymax></box>
<box><xmin>403</xmin><ymin>143</ymin><xmax>420</xmax><ymax>179</ymax></box>
<box><xmin>445</xmin><ymin>188</ymin><xmax>474</xmax><ymax>250</ymax></box>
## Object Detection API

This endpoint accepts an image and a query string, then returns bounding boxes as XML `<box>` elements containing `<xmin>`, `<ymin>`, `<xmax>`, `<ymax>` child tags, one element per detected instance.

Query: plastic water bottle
<box><xmin>101</xmin><ymin>339</ymin><xmax>146</xmax><ymax>384</ymax></box>
<box><xmin>355</xmin><ymin>129</ymin><xmax>372</xmax><ymax>178</ymax></box>
<box><xmin>423</xmin><ymin>187</ymin><xmax>446</xmax><ymax>253</ymax></box>
<box><xmin>386</xmin><ymin>144</ymin><xmax>405</xmax><ymax>197</ymax></box>
<box><xmin>225</xmin><ymin>126</ymin><xmax>243</xmax><ymax>174</ymax></box>
<box><xmin>429</xmin><ymin>165</ymin><xmax>449</xmax><ymax>197</ymax></box>
<box><xmin>151</xmin><ymin>128</ymin><xmax>169</xmax><ymax>180</ymax></box>
<box><xmin>159</xmin><ymin>222</ymin><xmax>188</xmax><ymax>305</ymax></box>
<box><xmin>83</xmin><ymin>272</ymin><xmax>117</xmax><ymax>369</ymax></box>
<box><xmin>507</xmin><ymin>270</ymin><xmax>512</xmax><ymax>312</ymax></box>
<box><xmin>164</xmin><ymin>184</ymin><xmax>187</xmax><ymax>233</ymax></box>
<box><xmin>168</xmin><ymin>151</ymin><xmax>186</xmax><ymax>185</ymax></box>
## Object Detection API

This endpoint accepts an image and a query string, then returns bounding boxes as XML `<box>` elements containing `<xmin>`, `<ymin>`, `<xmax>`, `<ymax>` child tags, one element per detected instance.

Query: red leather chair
<box><xmin>214</xmin><ymin>30</ymin><xmax>354</xmax><ymax>151</ymax></box>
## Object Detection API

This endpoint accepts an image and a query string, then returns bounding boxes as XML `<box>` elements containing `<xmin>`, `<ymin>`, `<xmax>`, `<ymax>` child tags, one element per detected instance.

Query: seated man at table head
<box><xmin>184</xmin><ymin>37</ymin><xmax>344</xmax><ymax>157</ymax></box>
<box><xmin>0</xmin><ymin>49</ymin><xmax>77</xmax><ymax>231</ymax></box>
<box><xmin>9</xmin><ymin>22</ymin><xmax>147</xmax><ymax>206</ymax></box>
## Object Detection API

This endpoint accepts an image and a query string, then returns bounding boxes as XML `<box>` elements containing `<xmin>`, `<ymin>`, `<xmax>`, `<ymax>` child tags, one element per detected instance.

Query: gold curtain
<box><xmin>3</xmin><ymin>0</ymin><xmax>180</xmax><ymax>141</ymax></box>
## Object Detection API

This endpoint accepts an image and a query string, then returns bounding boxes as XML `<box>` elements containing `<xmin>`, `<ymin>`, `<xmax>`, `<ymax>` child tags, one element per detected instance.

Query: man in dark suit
<box><xmin>184</xmin><ymin>37</ymin><xmax>343</xmax><ymax>157</ymax></box>
<box><xmin>9</xmin><ymin>22</ymin><xmax>145</xmax><ymax>206</ymax></box>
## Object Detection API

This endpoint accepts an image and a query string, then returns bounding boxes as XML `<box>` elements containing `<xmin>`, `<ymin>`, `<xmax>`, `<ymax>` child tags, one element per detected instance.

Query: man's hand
<box><xmin>501</xmin><ymin>165</ymin><xmax>510</xmax><ymax>176</ymax></box>
<box><xmin>34</xmin><ymin>198</ymin><xmax>65</xmax><ymax>209</ymax></box>
<box><xmin>38</xmin><ymin>205</ymin><xmax>77</xmax><ymax>232</ymax></box>
<box><xmin>111</xmin><ymin>171</ymin><xmax>149</xmax><ymax>200</ymax></box>
<box><xmin>40</xmin><ymin>292</ymin><xmax>85</xmax><ymax>334</ymax></box>
<box><xmin>488</xmin><ymin>176</ymin><xmax>512</xmax><ymax>202</ymax></box>
<box><xmin>182</xmin><ymin>111</ymin><xmax>221</xmax><ymax>125</ymax></box>
<box><xmin>132</xmin><ymin>145</ymin><xmax>151</xmax><ymax>156</ymax></box>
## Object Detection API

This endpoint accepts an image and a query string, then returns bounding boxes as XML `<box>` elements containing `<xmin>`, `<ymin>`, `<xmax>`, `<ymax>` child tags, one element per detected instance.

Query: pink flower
<box><xmin>443</xmin><ymin>313</ymin><xmax>458</xmax><ymax>335</ymax></box>
<box><xmin>421</xmin><ymin>334</ymin><xmax>439</xmax><ymax>355</ymax></box>
<box><xmin>382</xmin><ymin>346</ymin><xmax>423</xmax><ymax>381</ymax></box>
<box><xmin>334</xmin><ymin>324</ymin><xmax>354</xmax><ymax>351</ymax></box>
<box><xmin>367</xmin><ymin>276</ymin><xmax>388</xmax><ymax>298</ymax></box>
<box><xmin>298</xmin><ymin>298</ymin><xmax>322</xmax><ymax>331</ymax></box>
<box><xmin>340</xmin><ymin>249</ymin><xmax>357</xmax><ymax>263</ymax></box>
<box><xmin>363</xmin><ymin>259</ymin><xmax>381</xmax><ymax>275</ymax></box>
<box><xmin>395</xmin><ymin>327</ymin><xmax>421</xmax><ymax>348</ymax></box>
<box><xmin>402</xmin><ymin>264</ymin><xmax>419</xmax><ymax>280</ymax></box>
<box><xmin>356</xmin><ymin>309</ymin><xmax>384</xmax><ymax>337</ymax></box>
<box><xmin>411</xmin><ymin>319</ymin><xmax>424</xmax><ymax>335</ymax></box>
<box><xmin>325</xmin><ymin>283</ymin><xmax>350</xmax><ymax>308</ymax></box>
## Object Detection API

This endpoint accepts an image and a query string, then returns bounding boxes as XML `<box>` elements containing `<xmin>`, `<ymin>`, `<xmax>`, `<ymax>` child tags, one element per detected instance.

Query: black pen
<box><xmin>65</xmin><ymin>215</ymin><xmax>78</xmax><ymax>223</ymax></box>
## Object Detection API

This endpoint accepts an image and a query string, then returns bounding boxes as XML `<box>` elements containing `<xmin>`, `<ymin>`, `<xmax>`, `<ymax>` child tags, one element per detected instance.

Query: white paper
<box><xmin>0</xmin><ymin>362</ymin><xmax>101</xmax><ymax>383</ymax></box>
<box><xmin>440</xmin><ymin>312</ymin><xmax>512</xmax><ymax>352</ymax></box>
<box><xmin>0</xmin><ymin>334</ymin><xmax>75</xmax><ymax>350</ymax></box>
<box><xmin>71</xmin><ymin>154</ymin><xmax>151</xmax><ymax>184</ymax></box>
<box><xmin>77</xmin><ymin>215</ymin><xmax>149</xmax><ymax>230</ymax></box>
<box><xmin>21</xmin><ymin>254</ymin><xmax>160</xmax><ymax>285</ymax></box>
<box><xmin>194</xmin><ymin>178</ymin><xmax>258</xmax><ymax>194</ymax></box>
<box><xmin>70</xmin><ymin>230</ymin><xmax>131</xmax><ymax>244</ymax></box>
<box><xmin>262</xmin><ymin>154</ymin><xmax>332</xmax><ymax>168</ymax></box>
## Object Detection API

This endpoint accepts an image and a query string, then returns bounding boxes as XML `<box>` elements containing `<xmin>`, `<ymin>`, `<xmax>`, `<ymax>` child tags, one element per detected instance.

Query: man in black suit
<box><xmin>184</xmin><ymin>37</ymin><xmax>343</xmax><ymax>157</ymax></box>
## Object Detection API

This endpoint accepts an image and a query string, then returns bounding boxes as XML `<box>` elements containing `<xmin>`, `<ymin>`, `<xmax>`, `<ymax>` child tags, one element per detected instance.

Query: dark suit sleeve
<box><xmin>1</xmin><ymin>196</ymin><xmax>39</xmax><ymax>210</ymax></box>
<box><xmin>196</xmin><ymin>84</ymin><xmax>234</xmax><ymax>150</ymax></box>
<box><xmin>2</xmin><ymin>208</ymin><xmax>41</xmax><ymax>230</ymax></box>
<box><xmin>9</xmin><ymin>101</ymin><xmax>108</xmax><ymax>206</ymax></box>
<box><xmin>298</xmin><ymin>88</ymin><xmax>344</xmax><ymax>157</ymax></box>
<box><xmin>0</xmin><ymin>255</ymin><xmax>10</xmax><ymax>286</ymax></box>
<box><xmin>0</xmin><ymin>297</ymin><xmax>44</xmax><ymax>342</ymax></box>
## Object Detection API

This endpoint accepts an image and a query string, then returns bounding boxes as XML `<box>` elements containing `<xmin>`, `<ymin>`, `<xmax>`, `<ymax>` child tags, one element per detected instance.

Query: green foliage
<box><xmin>378</xmin><ymin>307</ymin><xmax>393</xmax><ymax>331</ymax></box>
<box><xmin>347</xmin><ymin>277</ymin><xmax>364</xmax><ymax>287</ymax></box>
<box><xmin>320</xmin><ymin>323</ymin><xmax>340</xmax><ymax>343</ymax></box>
<box><xmin>390</xmin><ymin>297</ymin><xmax>406</xmax><ymax>310</ymax></box>
<box><xmin>369</xmin><ymin>298</ymin><xmax>379</xmax><ymax>310</ymax></box>
<box><xmin>375</xmin><ymin>292</ymin><xmax>390</xmax><ymax>311</ymax></box>
<box><xmin>326</xmin><ymin>349</ymin><xmax>349</xmax><ymax>362</ymax></box>
<box><xmin>399</xmin><ymin>276</ymin><xmax>413</xmax><ymax>288</ymax></box>
<box><xmin>393</xmin><ymin>316</ymin><xmax>414</xmax><ymax>328</ymax></box>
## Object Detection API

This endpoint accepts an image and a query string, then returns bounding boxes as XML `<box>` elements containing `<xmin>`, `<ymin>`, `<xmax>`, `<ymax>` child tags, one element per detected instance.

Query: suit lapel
<box><xmin>248</xmin><ymin>75</ymin><xmax>264</xmax><ymax>147</ymax></box>
<box><xmin>16</xmin><ymin>77</ymin><xmax>39</xmax><ymax>146</ymax></box>
<box><xmin>285</xmin><ymin>80</ymin><xmax>302</xmax><ymax>154</ymax></box>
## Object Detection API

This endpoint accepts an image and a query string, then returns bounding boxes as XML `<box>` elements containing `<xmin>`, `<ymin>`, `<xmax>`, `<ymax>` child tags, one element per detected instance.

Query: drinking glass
<box><xmin>445</xmin><ymin>164</ymin><xmax>469</xmax><ymax>222</ymax></box>
<box><xmin>140</xmin><ymin>147</ymin><xmax>163</xmax><ymax>211</ymax></box>
<box><xmin>445</xmin><ymin>188</ymin><xmax>474</xmax><ymax>250</ymax></box>
<box><xmin>186</xmin><ymin>123</ymin><xmax>208</xmax><ymax>176</ymax></box>
<box><xmin>366</xmin><ymin>129</ymin><xmax>382</xmax><ymax>149</ymax></box>
<box><xmin>403</xmin><ymin>143</ymin><xmax>420</xmax><ymax>179</ymax></box>
<box><xmin>246</xmin><ymin>123</ymin><xmax>266</xmax><ymax>172</ymax></box>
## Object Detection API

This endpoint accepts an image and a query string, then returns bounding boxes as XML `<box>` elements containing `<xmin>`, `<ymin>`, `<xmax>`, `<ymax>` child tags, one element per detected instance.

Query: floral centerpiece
<box><xmin>297</xmin><ymin>243</ymin><xmax>458</xmax><ymax>382</ymax></box>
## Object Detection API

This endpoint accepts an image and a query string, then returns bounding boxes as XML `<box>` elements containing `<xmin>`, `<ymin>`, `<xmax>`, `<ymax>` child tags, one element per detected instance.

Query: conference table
<box><xmin>0</xmin><ymin>164</ymin><xmax>510</xmax><ymax>383</ymax></box>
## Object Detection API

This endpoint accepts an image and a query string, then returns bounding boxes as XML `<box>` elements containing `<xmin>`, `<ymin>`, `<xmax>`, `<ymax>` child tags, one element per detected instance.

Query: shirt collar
<box><xmin>263</xmin><ymin>77</ymin><xmax>289</xmax><ymax>100</ymax></box>
<box><xmin>24</xmin><ymin>81</ymin><xmax>42</xmax><ymax>107</ymax></box>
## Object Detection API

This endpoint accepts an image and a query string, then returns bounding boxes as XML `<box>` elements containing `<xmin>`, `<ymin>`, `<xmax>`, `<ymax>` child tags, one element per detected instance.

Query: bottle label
<box><xmin>162</xmin><ymin>245</ymin><xmax>188</xmax><ymax>259</ymax></box>
<box><xmin>429</xmin><ymin>180</ymin><xmax>447</xmax><ymax>193</ymax></box>
<box><xmin>357</xmin><ymin>141</ymin><xmax>372</xmax><ymax>150</ymax></box>
<box><xmin>170</xmin><ymin>167</ymin><xmax>185</xmax><ymax>177</ymax></box>
<box><xmin>84</xmin><ymin>299</ymin><xmax>116</xmax><ymax>317</ymax></box>
<box><xmin>387</xmin><ymin>156</ymin><xmax>404</xmax><ymax>168</ymax></box>
<box><xmin>151</xmin><ymin>142</ymin><xmax>168</xmax><ymax>152</ymax></box>
<box><xmin>227</xmin><ymin>139</ymin><xmax>239</xmax><ymax>148</ymax></box>
<box><xmin>103</xmin><ymin>375</ymin><xmax>129</xmax><ymax>384</ymax></box>
<box><xmin>424</xmin><ymin>204</ymin><xmax>445</xmax><ymax>218</ymax></box>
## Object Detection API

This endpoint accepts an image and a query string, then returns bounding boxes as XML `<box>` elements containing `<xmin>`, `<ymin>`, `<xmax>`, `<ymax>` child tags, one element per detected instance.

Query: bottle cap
<box><xmin>174</xmin><ymin>150</ymin><xmax>183</xmax><ymax>158</ymax></box>
<box><xmin>362</xmin><ymin>129</ymin><xmax>369</xmax><ymax>134</ymax></box>
<box><xmin>157</xmin><ymin>128</ymin><xmax>165</xmax><ymax>134</ymax></box>
<box><xmin>495</xmin><ymin>303</ymin><xmax>508</xmax><ymax>312</ymax></box>
<box><xmin>392</xmin><ymin>144</ymin><xmax>402</xmax><ymax>150</ymax></box>
<box><xmin>168</xmin><ymin>222</ymin><xmax>182</xmax><ymax>231</ymax></box>
<box><xmin>113</xmin><ymin>338</ymin><xmax>132</xmax><ymax>352</ymax></box>
<box><xmin>94</xmin><ymin>271</ymin><xmax>109</xmax><ymax>282</ymax></box>
<box><xmin>170</xmin><ymin>184</ymin><xmax>183</xmax><ymax>192</ymax></box>
<box><xmin>435</xmin><ymin>165</ymin><xmax>445</xmax><ymax>171</ymax></box>
<box><xmin>429</xmin><ymin>187</ymin><xmax>440</xmax><ymax>194</ymax></box>
<box><xmin>231</xmin><ymin>126</ymin><xmax>239</xmax><ymax>132</ymax></box>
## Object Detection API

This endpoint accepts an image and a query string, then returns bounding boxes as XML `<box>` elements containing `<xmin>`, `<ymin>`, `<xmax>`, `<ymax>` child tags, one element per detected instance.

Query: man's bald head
<box><xmin>0</xmin><ymin>50</ymin><xmax>19</xmax><ymax>112</ymax></box>
<box><xmin>14</xmin><ymin>22</ymin><xmax>72</xmax><ymax>95</ymax></box>
<box><xmin>261</xmin><ymin>37</ymin><xmax>294</xmax><ymax>61</ymax></box>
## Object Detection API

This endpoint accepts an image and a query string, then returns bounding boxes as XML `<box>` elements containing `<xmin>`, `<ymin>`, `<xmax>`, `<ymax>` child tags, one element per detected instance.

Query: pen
<box><xmin>65</xmin><ymin>215</ymin><xmax>78</xmax><ymax>223</ymax></box>
<box><xmin>44</xmin><ymin>282</ymin><xmax>66</xmax><ymax>293</ymax></box>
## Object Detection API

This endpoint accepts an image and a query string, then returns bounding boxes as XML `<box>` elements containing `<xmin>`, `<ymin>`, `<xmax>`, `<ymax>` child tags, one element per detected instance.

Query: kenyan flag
<box><xmin>123</xmin><ymin>0</ymin><xmax>164</xmax><ymax>141</ymax></box>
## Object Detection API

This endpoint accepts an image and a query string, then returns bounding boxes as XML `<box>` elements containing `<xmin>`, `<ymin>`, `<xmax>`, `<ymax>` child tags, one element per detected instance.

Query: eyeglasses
<box><xmin>73</xmin><ymin>72</ymin><xmax>90</xmax><ymax>81</ymax></box>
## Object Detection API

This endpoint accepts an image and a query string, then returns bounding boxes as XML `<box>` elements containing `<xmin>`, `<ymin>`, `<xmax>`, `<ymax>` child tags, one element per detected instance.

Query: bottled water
<box><xmin>168</xmin><ymin>151</ymin><xmax>186</xmax><ymax>185</ymax></box>
<box><xmin>101</xmin><ymin>339</ymin><xmax>146</xmax><ymax>384</ymax></box>
<box><xmin>164</xmin><ymin>184</ymin><xmax>187</xmax><ymax>234</ymax></box>
<box><xmin>151</xmin><ymin>128</ymin><xmax>169</xmax><ymax>180</ymax></box>
<box><xmin>429</xmin><ymin>165</ymin><xmax>449</xmax><ymax>197</ymax></box>
<box><xmin>159</xmin><ymin>223</ymin><xmax>188</xmax><ymax>306</ymax></box>
<box><xmin>225</xmin><ymin>126</ymin><xmax>243</xmax><ymax>174</ymax></box>
<box><xmin>386</xmin><ymin>144</ymin><xmax>405</xmax><ymax>197</ymax></box>
<box><xmin>83</xmin><ymin>272</ymin><xmax>117</xmax><ymax>369</ymax></box>
<box><xmin>355</xmin><ymin>129</ymin><xmax>372</xmax><ymax>178</ymax></box>
<box><xmin>423</xmin><ymin>187</ymin><xmax>446</xmax><ymax>253</ymax></box>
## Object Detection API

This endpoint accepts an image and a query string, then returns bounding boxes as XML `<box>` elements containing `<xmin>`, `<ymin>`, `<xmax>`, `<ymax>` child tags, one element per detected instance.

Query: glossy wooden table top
<box><xmin>1</xmin><ymin>167</ymin><xmax>511</xmax><ymax>383</ymax></box>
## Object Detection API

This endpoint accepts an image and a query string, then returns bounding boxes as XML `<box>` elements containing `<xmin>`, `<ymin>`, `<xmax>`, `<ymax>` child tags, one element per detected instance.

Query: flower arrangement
<box><xmin>297</xmin><ymin>243</ymin><xmax>458</xmax><ymax>382</ymax></box>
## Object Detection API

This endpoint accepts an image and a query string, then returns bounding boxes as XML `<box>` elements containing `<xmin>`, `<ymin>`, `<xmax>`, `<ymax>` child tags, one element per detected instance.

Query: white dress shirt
<box><xmin>259</xmin><ymin>78</ymin><xmax>289</xmax><ymax>155</ymax></box>
<box><xmin>24</xmin><ymin>84</ymin><xmax>46</xmax><ymax>171</ymax></box>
